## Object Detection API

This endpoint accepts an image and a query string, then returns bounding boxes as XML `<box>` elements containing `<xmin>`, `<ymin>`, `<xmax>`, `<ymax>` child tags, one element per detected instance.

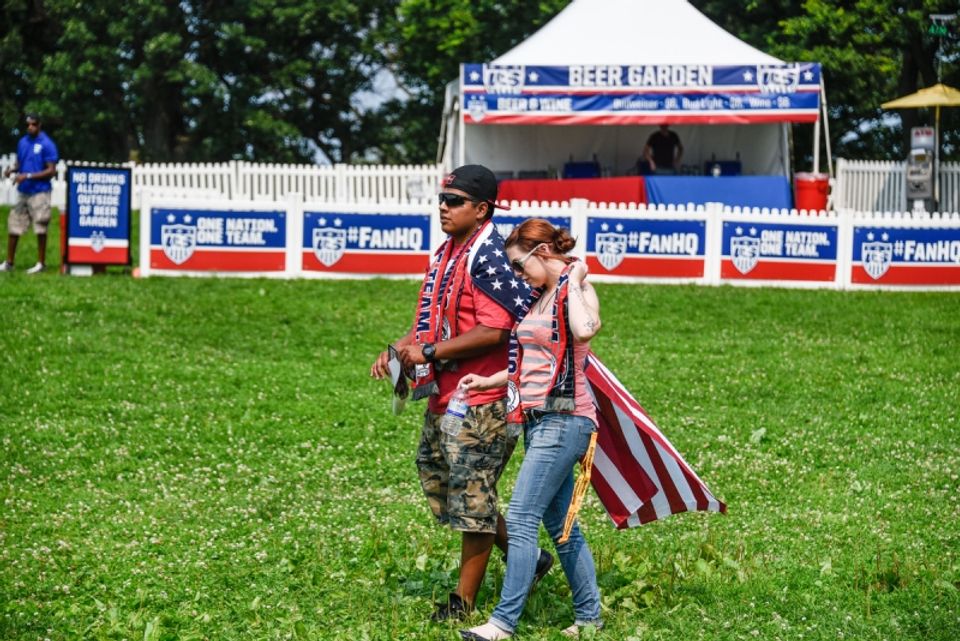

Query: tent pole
<box><xmin>782</xmin><ymin>123</ymin><xmax>792</xmax><ymax>179</ymax></box>
<box><xmin>935</xmin><ymin>105</ymin><xmax>940</xmax><ymax>209</ymax></box>
<box><xmin>820</xmin><ymin>79</ymin><xmax>833</xmax><ymax>177</ymax></box>
<box><xmin>812</xmin><ymin>108</ymin><xmax>821</xmax><ymax>173</ymax></box>
<box><xmin>458</xmin><ymin>64</ymin><xmax>466</xmax><ymax>168</ymax></box>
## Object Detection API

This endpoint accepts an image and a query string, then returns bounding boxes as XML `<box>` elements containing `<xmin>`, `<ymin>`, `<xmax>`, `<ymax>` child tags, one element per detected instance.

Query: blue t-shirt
<box><xmin>16</xmin><ymin>131</ymin><xmax>59</xmax><ymax>194</ymax></box>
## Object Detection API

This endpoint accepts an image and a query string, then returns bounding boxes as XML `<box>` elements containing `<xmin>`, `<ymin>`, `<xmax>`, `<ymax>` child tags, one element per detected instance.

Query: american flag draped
<box><xmin>466</xmin><ymin>223</ymin><xmax>532</xmax><ymax>316</ymax></box>
<box><xmin>584</xmin><ymin>353</ymin><xmax>726</xmax><ymax>527</ymax></box>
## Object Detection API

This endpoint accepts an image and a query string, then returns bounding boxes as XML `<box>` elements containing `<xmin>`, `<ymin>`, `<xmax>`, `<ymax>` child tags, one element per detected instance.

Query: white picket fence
<box><xmin>3</xmin><ymin>152</ymin><xmax>960</xmax><ymax>216</ymax></box>
<box><xmin>0</xmin><ymin>154</ymin><xmax>444</xmax><ymax>209</ymax></box>
<box><xmin>139</xmin><ymin>194</ymin><xmax>960</xmax><ymax>290</ymax></box>
<box><xmin>832</xmin><ymin>158</ymin><xmax>960</xmax><ymax>214</ymax></box>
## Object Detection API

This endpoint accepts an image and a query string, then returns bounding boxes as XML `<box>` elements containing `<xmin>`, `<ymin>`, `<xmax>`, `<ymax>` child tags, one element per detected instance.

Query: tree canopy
<box><xmin>1</xmin><ymin>0</ymin><xmax>957</xmax><ymax>165</ymax></box>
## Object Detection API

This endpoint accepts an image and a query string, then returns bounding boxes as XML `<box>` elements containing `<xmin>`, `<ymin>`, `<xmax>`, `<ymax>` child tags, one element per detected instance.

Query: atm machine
<box><xmin>906</xmin><ymin>126</ymin><xmax>936</xmax><ymax>213</ymax></box>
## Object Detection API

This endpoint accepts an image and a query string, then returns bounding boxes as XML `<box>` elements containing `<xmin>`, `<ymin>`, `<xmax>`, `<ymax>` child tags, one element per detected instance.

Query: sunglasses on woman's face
<box><xmin>510</xmin><ymin>244</ymin><xmax>543</xmax><ymax>274</ymax></box>
<box><xmin>438</xmin><ymin>192</ymin><xmax>478</xmax><ymax>208</ymax></box>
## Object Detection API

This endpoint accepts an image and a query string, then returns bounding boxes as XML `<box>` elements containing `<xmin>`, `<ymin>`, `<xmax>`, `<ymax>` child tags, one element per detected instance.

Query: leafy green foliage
<box><xmin>694</xmin><ymin>0</ymin><xmax>960</xmax><ymax>162</ymax></box>
<box><xmin>1</xmin><ymin>2</ymin><xmax>959</xmax><ymax>172</ymax></box>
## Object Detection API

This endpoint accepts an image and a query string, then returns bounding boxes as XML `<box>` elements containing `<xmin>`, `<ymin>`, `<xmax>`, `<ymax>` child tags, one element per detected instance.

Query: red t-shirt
<box><xmin>428</xmin><ymin>277</ymin><xmax>515</xmax><ymax>414</ymax></box>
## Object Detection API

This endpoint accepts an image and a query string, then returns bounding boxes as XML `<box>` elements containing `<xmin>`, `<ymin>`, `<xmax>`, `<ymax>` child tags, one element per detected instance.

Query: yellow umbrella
<box><xmin>881</xmin><ymin>83</ymin><xmax>960</xmax><ymax>109</ymax></box>
<box><xmin>881</xmin><ymin>83</ymin><xmax>960</xmax><ymax>206</ymax></box>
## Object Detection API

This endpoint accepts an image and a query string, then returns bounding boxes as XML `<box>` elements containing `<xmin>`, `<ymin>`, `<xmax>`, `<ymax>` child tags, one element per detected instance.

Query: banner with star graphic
<box><xmin>461</xmin><ymin>63</ymin><xmax>820</xmax><ymax>125</ymax></box>
<box><xmin>721</xmin><ymin>220</ymin><xmax>838</xmax><ymax>282</ymax></box>
<box><xmin>302</xmin><ymin>211</ymin><xmax>432</xmax><ymax>274</ymax></box>
<box><xmin>586</xmin><ymin>216</ymin><xmax>706</xmax><ymax>278</ymax></box>
<box><xmin>149</xmin><ymin>208</ymin><xmax>286</xmax><ymax>271</ymax></box>
<box><xmin>852</xmin><ymin>226</ymin><xmax>960</xmax><ymax>285</ymax></box>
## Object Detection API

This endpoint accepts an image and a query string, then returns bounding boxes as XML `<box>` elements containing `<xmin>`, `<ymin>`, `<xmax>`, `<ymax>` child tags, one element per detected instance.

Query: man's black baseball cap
<box><xmin>442</xmin><ymin>164</ymin><xmax>510</xmax><ymax>211</ymax></box>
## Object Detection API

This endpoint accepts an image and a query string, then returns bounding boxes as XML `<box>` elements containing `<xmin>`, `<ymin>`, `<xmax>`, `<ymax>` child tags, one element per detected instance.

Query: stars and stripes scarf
<box><xmin>411</xmin><ymin>220</ymin><xmax>530</xmax><ymax>400</ymax></box>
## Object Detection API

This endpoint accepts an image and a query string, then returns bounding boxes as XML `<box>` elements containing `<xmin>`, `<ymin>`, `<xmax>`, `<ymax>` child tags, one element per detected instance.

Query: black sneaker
<box><xmin>533</xmin><ymin>548</ymin><xmax>554</xmax><ymax>588</ymax></box>
<box><xmin>502</xmin><ymin>548</ymin><xmax>555</xmax><ymax>593</ymax></box>
<box><xmin>432</xmin><ymin>592</ymin><xmax>471</xmax><ymax>622</ymax></box>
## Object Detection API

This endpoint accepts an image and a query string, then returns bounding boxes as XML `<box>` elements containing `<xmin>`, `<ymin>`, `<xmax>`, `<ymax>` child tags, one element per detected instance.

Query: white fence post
<box><xmin>334</xmin><ymin>164</ymin><xmax>348</xmax><ymax>202</ymax></box>
<box><xmin>835</xmin><ymin>209</ymin><xmax>853</xmax><ymax>289</ymax></box>
<box><xmin>703</xmin><ymin>202</ymin><xmax>723</xmax><ymax>285</ymax></box>
<box><xmin>140</xmin><ymin>191</ymin><xmax>152</xmax><ymax>277</ymax></box>
<box><xmin>569</xmin><ymin>198</ymin><xmax>589</xmax><ymax>257</ymax></box>
<box><xmin>285</xmin><ymin>191</ymin><xmax>303</xmax><ymax>278</ymax></box>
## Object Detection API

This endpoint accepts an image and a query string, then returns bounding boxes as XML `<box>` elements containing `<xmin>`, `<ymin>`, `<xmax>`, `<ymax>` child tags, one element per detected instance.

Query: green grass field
<box><xmin>1</xmin><ymin>206</ymin><xmax>959</xmax><ymax>640</ymax></box>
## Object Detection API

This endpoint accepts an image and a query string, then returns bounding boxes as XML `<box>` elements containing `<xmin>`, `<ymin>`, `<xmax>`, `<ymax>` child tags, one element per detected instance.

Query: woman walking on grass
<box><xmin>458</xmin><ymin>218</ymin><xmax>603</xmax><ymax>640</ymax></box>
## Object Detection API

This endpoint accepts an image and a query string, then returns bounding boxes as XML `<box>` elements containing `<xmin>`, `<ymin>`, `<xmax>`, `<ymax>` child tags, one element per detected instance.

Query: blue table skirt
<box><xmin>644</xmin><ymin>176</ymin><xmax>792</xmax><ymax>209</ymax></box>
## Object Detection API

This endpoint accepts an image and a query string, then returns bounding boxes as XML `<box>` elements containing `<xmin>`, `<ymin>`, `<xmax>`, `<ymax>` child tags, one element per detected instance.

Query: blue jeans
<box><xmin>490</xmin><ymin>413</ymin><xmax>602</xmax><ymax>633</ymax></box>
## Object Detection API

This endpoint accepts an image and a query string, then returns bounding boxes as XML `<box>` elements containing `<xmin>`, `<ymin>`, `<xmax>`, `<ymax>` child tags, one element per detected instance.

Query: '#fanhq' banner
<box><xmin>852</xmin><ymin>226</ymin><xmax>960</xmax><ymax>285</ymax></box>
<box><xmin>493</xmin><ymin>215</ymin><xmax>573</xmax><ymax>241</ymax></box>
<box><xmin>302</xmin><ymin>212</ymin><xmax>431</xmax><ymax>274</ymax></box>
<box><xmin>586</xmin><ymin>217</ymin><xmax>706</xmax><ymax>278</ymax></box>
<box><xmin>462</xmin><ymin>63</ymin><xmax>821</xmax><ymax>125</ymax></box>
<box><xmin>66</xmin><ymin>166</ymin><xmax>132</xmax><ymax>264</ymax></box>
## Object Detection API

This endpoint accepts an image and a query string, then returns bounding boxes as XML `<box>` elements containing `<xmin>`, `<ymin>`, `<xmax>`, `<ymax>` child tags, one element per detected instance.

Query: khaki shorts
<box><xmin>9</xmin><ymin>191</ymin><xmax>52</xmax><ymax>235</ymax></box>
<box><xmin>416</xmin><ymin>399</ymin><xmax>518</xmax><ymax>533</ymax></box>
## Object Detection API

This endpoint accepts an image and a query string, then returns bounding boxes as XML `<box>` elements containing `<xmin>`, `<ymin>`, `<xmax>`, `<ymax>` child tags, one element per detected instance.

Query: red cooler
<box><xmin>794</xmin><ymin>172</ymin><xmax>830</xmax><ymax>211</ymax></box>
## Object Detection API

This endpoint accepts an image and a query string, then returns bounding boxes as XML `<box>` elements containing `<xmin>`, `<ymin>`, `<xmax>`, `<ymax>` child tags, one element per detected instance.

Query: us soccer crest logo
<box><xmin>313</xmin><ymin>226</ymin><xmax>346</xmax><ymax>267</ymax></box>
<box><xmin>90</xmin><ymin>231</ymin><xmax>106</xmax><ymax>253</ymax></box>
<box><xmin>731</xmin><ymin>235</ymin><xmax>761</xmax><ymax>274</ymax></box>
<box><xmin>506</xmin><ymin>381</ymin><xmax>520</xmax><ymax>413</ymax></box>
<box><xmin>595</xmin><ymin>232</ymin><xmax>627</xmax><ymax>271</ymax></box>
<box><xmin>161</xmin><ymin>223</ymin><xmax>197</xmax><ymax>265</ymax></box>
<box><xmin>467</xmin><ymin>96</ymin><xmax>488</xmax><ymax>123</ymax></box>
<box><xmin>862</xmin><ymin>240</ymin><xmax>892</xmax><ymax>280</ymax></box>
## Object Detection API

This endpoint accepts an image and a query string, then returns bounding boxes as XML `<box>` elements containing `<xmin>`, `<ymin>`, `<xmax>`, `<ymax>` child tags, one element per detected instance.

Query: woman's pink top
<box><xmin>517</xmin><ymin>300</ymin><xmax>597</xmax><ymax>426</ymax></box>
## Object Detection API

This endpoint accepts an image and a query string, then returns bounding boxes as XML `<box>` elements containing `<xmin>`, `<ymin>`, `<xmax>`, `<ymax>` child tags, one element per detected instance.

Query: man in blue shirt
<box><xmin>1</xmin><ymin>114</ymin><xmax>59</xmax><ymax>273</ymax></box>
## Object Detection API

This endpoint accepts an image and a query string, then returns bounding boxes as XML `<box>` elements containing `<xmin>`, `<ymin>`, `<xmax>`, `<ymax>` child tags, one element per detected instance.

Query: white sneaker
<box><xmin>25</xmin><ymin>262</ymin><xmax>45</xmax><ymax>275</ymax></box>
<box><xmin>0</xmin><ymin>261</ymin><xmax>12</xmax><ymax>272</ymax></box>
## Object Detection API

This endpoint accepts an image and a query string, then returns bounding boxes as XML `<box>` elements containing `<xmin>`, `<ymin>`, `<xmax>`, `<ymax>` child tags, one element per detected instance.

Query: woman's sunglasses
<box><xmin>510</xmin><ymin>244</ymin><xmax>544</xmax><ymax>273</ymax></box>
<box><xmin>438</xmin><ymin>192</ymin><xmax>478</xmax><ymax>208</ymax></box>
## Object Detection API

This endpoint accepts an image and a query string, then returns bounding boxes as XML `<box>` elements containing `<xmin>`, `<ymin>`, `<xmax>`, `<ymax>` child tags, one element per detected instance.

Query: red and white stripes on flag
<box><xmin>585</xmin><ymin>353</ymin><xmax>726</xmax><ymax>528</ymax></box>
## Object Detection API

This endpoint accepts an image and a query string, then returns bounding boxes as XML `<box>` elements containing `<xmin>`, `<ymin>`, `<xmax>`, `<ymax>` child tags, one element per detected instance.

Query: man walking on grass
<box><xmin>1</xmin><ymin>114</ymin><xmax>59</xmax><ymax>274</ymax></box>
<box><xmin>370</xmin><ymin>165</ymin><xmax>553</xmax><ymax>621</ymax></box>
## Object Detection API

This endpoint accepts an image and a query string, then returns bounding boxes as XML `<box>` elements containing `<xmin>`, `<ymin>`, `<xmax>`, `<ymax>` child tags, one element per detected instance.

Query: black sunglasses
<box><xmin>438</xmin><ymin>192</ymin><xmax>479</xmax><ymax>208</ymax></box>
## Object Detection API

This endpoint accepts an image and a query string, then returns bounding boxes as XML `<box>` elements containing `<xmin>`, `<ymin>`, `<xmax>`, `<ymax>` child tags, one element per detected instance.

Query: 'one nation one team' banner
<box><xmin>302</xmin><ymin>212</ymin><xmax>432</xmax><ymax>274</ymax></box>
<box><xmin>586</xmin><ymin>217</ymin><xmax>706</xmax><ymax>278</ymax></box>
<box><xmin>852</xmin><ymin>226</ymin><xmax>960</xmax><ymax>285</ymax></box>
<box><xmin>150</xmin><ymin>209</ymin><xmax>286</xmax><ymax>271</ymax></box>
<box><xmin>461</xmin><ymin>62</ymin><xmax>821</xmax><ymax>125</ymax></box>
<box><xmin>721</xmin><ymin>221</ymin><xmax>838</xmax><ymax>282</ymax></box>
<box><xmin>66</xmin><ymin>166</ymin><xmax>132</xmax><ymax>265</ymax></box>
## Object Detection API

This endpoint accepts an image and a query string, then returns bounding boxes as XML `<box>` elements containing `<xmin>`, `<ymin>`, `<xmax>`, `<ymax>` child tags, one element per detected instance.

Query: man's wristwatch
<box><xmin>421</xmin><ymin>343</ymin><xmax>437</xmax><ymax>362</ymax></box>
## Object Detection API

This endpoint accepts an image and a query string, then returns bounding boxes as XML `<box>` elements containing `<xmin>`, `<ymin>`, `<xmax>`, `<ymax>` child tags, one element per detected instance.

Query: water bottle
<box><xmin>440</xmin><ymin>387</ymin><xmax>469</xmax><ymax>436</ymax></box>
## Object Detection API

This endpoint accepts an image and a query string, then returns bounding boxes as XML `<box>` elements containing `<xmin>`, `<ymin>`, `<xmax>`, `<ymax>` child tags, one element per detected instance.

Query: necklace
<box><xmin>536</xmin><ymin>287</ymin><xmax>558</xmax><ymax>314</ymax></box>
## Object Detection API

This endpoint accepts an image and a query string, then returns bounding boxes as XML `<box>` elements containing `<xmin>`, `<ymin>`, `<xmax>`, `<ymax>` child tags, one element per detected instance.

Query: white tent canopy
<box><xmin>439</xmin><ymin>0</ymin><xmax>804</xmax><ymax>179</ymax></box>
<box><xmin>493</xmin><ymin>0</ymin><xmax>781</xmax><ymax>66</ymax></box>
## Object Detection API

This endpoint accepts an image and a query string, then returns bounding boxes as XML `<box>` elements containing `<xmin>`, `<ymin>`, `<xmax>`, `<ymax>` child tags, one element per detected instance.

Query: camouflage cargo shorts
<box><xmin>416</xmin><ymin>398</ymin><xmax>518</xmax><ymax>534</ymax></box>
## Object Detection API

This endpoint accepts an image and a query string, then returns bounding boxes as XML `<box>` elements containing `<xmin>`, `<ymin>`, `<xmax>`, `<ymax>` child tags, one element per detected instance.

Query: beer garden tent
<box><xmin>438</xmin><ymin>0</ymin><xmax>827</xmax><ymax>184</ymax></box>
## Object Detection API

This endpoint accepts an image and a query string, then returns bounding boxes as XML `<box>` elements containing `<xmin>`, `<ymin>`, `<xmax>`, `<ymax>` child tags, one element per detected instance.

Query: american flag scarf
<box><xmin>411</xmin><ymin>220</ymin><xmax>530</xmax><ymax>401</ymax></box>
